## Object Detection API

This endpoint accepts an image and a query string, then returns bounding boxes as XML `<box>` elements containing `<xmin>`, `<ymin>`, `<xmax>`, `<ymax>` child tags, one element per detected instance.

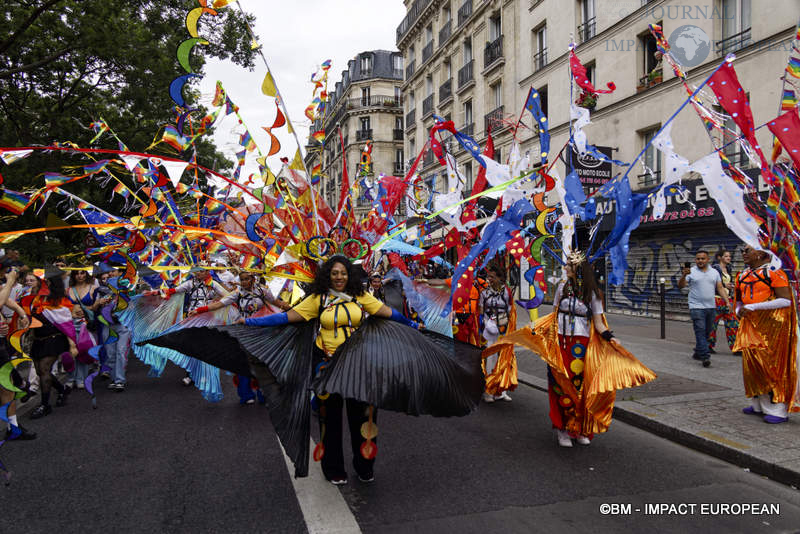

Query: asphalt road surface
<box><xmin>4</xmin><ymin>358</ymin><xmax>800</xmax><ymax>533</ymax></box>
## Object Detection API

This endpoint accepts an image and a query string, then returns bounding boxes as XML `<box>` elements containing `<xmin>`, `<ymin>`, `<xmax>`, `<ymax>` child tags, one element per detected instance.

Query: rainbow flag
<box><xmin>786</xmin><ymin>57</ymin><xmax>800</xmax><ymax>79</ymax></box>
<box><xmin>162</xmin><ymin>125</ymin><xmax>189</xmax><ymax>151</ymax></box>
<box><xmin>112</xmin><ymin>182</ymin><xmax>130</xmax><ymax>198</ymax></box>
<box><xmin>240</xmin><ymin>254</ymin><xmax>261</xmax><ymax>269</ymax></box>
<box><xmin>225</xmin><ymin>97</ymin><xmax>238</xmax><ymax>116</ymax></box>
<box><xmin>782</xmin><ymin>89</ymin><xmax>798</xmax><ymax>112</ymax></box>
<box><xmin>275</xmin><ymin>194</ymin><xmax>286</xmax><ymax>210</ymax></box>
<box><xmin>84</xmin><ymin>160</ymin><xmax>111</xmax><ymax>174</ymax></box>
<box><xmin>204</xmin><ymin>198</ymin><xmax>225</xmax><ymax>215</ymax></box>
<box><xmin>311</xmin><ymin>130</ymin><xmax>325</xmax><ymax>143</ymax></box>
<box><xmin>44</xmin><ymin>172</ymin><xmax>73</xmax><ymax>187</ymax></box>
<box><xmin>311</xmin><ymin>164</ymin><xmax>322</xmax><ymax>185</ymax></box>
<box><xmin>0</xmin><ymin>188</ymin><xmax>31</xmax><ymax>215</ymax></box>
<box><xmin>239</xmin><ymin>131</ymin><xmax>256</xmax><ymax>152</ymax></box>
<box><xmin>205</xmin><ymin>240</ymin><xmax>224</xmax><ymax>255</ymax></box>
<box><xmin>321</xmin><ymin>59</ymin><xmax>332</xmax><ymax>70</ymax></box>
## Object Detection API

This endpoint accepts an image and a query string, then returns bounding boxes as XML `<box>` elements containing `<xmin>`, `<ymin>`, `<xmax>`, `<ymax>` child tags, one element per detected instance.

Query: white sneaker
<box><xmin>576</xmin><ymin>435</ymin><xmax>591</xmax><ymax>446</ymax></box>
<box><xmin>481</xmin><ymin>392</ymin><xmax>495</xmax><ymax>403</ymax></box>
<box><xmin>556</xmin><ymin>429</ymin><xmax>573</xmax><ymax>447</ymax></box>
<box><xmin>495</xmin><ymin>391</ymin><xmax>512</xmax><ymax>402</ymax></box>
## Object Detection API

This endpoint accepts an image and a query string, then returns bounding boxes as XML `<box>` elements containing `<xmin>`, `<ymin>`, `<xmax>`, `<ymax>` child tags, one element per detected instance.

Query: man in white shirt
<box><xmin>678</xmin><ymin>249</ymin><xmax>729</xmax><ymax>367</ymax></box>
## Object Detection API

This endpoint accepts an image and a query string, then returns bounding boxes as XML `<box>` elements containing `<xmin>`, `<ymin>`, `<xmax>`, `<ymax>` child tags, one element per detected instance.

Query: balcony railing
<box><xmin>533</xmin><ymin>48</ymin><xmax>547</xmax><ymax>71</ymax></box>
<box><xmin>348</xmin><ymin>95</ymin><xmax>403</xmax><ymax>110</ymax></box>
<box><xmin>484</xmin><ymin>105</ymin><xmax>505</xmax><ymax>133</ymax></box>
<box><xmin>406</xmin><ymin>60</ymin><xmax>416</xmax><ymax>80</ymax></box>
<box><xmin>716</xmin><ymin>27</ymin><xmax>751</xmax><ymax>56</ymax></box>
<box><xmin>356</xmin><ymin>129</ymin><xmax>373</xmax><ymax>142</ymax></box>
<box><xmin>439</xmin><ymin>78</ymin><xmax>453</xmax><ymax>103</ymax></box>
<box><xmin>422</xmin><ymin>94</ymin><xmax>434</xmax><ymax>117</ymax></box>
<box><xmin>439</xmin><ymin>20</ymin><xmax>452</xmax><ymax>47</ymax></box>
<box><xmin>422</xmin><ymin>41</ymin><xmax>434</xmax><ymax>63</ymax></box>
<box><xmin>484</xmin><ymin>35</ymin><xmax>503</xmax><ymax>68</ymax></box>
<box><xmin>405</xmin><ymin>109</ymin><xmax>416</xmax><ymax>130</ymax></box>
<box><xmin>394</xmin><ymin>161</ymin><xmax>405</xmax><ymax>175</ymax></box>
<box><xmin>458</xmin><ymin>59</ymin><xmax>474</xmax><ymax>89</ymax></box>
<box><xmin>577</xmin><ymin>17</ymin><xmax>596</xmax><ymax>43</ymax></box>
<box><xmin>396</xmin><ymin>0</ymin><xmax>434</xmax><ymax>42</ymax></box>
<box><xmin>393</xmin><ymin>128</ymin><xmax>404</xmax><ymax>141</ymax></box>
<box><xmin>637</xmin><ymin>170</ymin><xmax>661</xmax><ymax>188</ymax></box>
<box><xmin>461</xmin><ymin>123</ymin><xmax>474</xmax><ymax>138</ymax></box>
<box><xmin>457</xmin><ymin>0</ymin><xmax>472</xmax><ymax>27</ymax></box>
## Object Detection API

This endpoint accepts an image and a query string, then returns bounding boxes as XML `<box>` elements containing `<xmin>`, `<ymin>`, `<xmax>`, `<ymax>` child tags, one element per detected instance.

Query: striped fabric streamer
<box><xmin>786</xmin><ymin>56</ymin><xmax>800</xmax><ymax>79</ymax></box>
<box><xmin>781</xmin><ymin>89</ymin><xmax>798</xmax><ymax>111</ymax></box>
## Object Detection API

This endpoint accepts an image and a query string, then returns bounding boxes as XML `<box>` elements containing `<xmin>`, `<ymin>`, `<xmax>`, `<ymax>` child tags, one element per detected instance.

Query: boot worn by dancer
<box><xmin>30</xmin><ymin>404</ymin><xmax>52</xmax><ymax>419</ymax></box>
<box><xmin>556</xmin><ymin>429</ymin><xmax>573</xmax><ymax>447</ymax></box>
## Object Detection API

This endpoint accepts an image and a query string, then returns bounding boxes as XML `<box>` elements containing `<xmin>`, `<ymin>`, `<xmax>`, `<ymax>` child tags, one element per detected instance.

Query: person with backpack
<box><xmin>734</xmin><ymin>246</ymin><xmax>798</xmax><ymax>424</ymax></box>
<box><xmin>479</xmin><ymin>264</ymin><xmax>516</xmax><ymax>402</ymax></box>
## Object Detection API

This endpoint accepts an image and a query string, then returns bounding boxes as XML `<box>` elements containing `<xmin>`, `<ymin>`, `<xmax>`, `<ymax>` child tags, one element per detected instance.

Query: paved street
<box><xmin>4</xmin><ymin>346</ymin><xmax>800</xmax><ymax>533</ymax></box>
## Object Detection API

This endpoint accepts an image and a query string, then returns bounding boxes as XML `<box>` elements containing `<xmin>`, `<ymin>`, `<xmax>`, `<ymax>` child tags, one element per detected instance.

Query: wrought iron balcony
<box><xmin>484</xmin><ymin>35</ymin><xmax>503</xmax><ymax>68</ymax></box>
<box><xmin>533</xmin><ymin>48</ymin><xmax>547</xmax><ymax>71</ymax></box>
<box><xmin>458</xmin><ymin>59</ymin><xmax>474</xmax><ymax>89</ymax></box>
<box><xmin>439</xmin><ymin>78</ymin><xmax>453</xmax><ymax>103</ymax></box>
<box><xmin>577</xmin><ymin>17</ymin><xmax>596</xmax><ymax>43</ymax></box>
<box><xmin>439</xmin><ymin>20</ymin><xmax>452</xmax><ymax>47</ymax></box>
<box><xmin>422</xmin><ymin>41</ymin><xmax>434</xmax><ymax>63</ymax></box>
<box><xmin>393</xmin><ymin>128</ymin><xmax>404</xmax><ymax>141</ymax></box>
<box><xmin>637</xmin><ymin>170</ymin><xmax>661</xmax><ymax>188</ymax></box>
<box><xmin>423</xmin><ymin>149</ymin><xmax>436</xmax><ymax>168</ymax></box>
<box><xmin>484</xmin><ymin>105</ymin><xmax>505</xmax><ymax>133</ymax></box>
<box><xmin>405</xmin><ymin>109</ymin><xmax>416</xmax><ymax>130</ymax></box>
<box><xmin>422</xmin><ymin>94</ymin><xmax>434</xmax><ymax>117</ymax></box>
<box><xmin>716</xmin><ymin>27</ymin><xmax>751</xmax><ymax>56</ymax></box>
<box><xmin>348</xmin><ymin>95</ymin><xmax>403</xmax><ymax>110</ymax></box>
<box><xmin>355</xmin><ymin>129</ymin><xmax>372</xmax><ymax>142</ymax></box>
<box><xmin>457</xmin><ymin>0</ymin><xmax>472</xmax><ymax>27</ymax></box>
<box><xmin>396</xmin><ymin>0</ymin><xmax>434</xmax><ymax>42</ymax></box>
<box><xmin>406</xmin><ymin>60</ymin><xmax>415</xmax><ymax>80</ymax></box>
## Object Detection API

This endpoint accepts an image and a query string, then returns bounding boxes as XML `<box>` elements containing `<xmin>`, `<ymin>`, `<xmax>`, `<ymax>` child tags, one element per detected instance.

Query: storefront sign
<box><xmin>568</xmin><ymin>145</ymin><xmax>613</xmax><ymax>193</ymax></box>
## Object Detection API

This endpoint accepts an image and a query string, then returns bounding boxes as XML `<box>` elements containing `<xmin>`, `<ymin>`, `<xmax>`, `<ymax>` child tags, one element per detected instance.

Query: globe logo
<box><xmin>669</xmin><ymin>25</ymin><xmax>711</xmax><ymax>68</ymax></box>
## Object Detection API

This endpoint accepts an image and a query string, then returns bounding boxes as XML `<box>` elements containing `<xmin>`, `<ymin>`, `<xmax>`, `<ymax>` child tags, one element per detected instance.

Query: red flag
<box><xmin>707</xmin><ymin>62</ymin><xmax>774</xmax><ymax>185</ymax></box>
<box><xmin>468</xmin><ymin>131</ymin><xmax>494</xmax><ymax>206</ymax></box>
<box><xmin>767</xmin><ymin>108</ymin><xmax>800</xmax><ymax>171</ymax></box>
<box><xmin>570</xmin><ymin>50</ymin><xmax>616</xmax><ymax>94</ymax></box>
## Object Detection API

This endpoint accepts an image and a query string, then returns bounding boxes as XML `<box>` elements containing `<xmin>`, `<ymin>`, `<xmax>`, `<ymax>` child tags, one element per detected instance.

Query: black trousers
<box><xmin>318</xmin><ymin>393</ymin><xmax>376</xmax><ymax>481</ymax></box>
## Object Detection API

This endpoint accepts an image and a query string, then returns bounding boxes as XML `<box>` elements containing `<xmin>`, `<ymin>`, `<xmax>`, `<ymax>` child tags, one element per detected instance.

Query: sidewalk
<box><xmin>515</xmin><ymin>305</ymin><xmax>800</xmax><ymax>488</ymax></box>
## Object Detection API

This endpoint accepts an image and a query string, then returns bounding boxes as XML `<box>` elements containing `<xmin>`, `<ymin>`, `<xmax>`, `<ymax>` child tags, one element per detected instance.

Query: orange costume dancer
<box><xmin>479</xmin><ymin>265</ymin><xmax>517</xmax><ymax>402</ymax></box>
<box><xmin>733</xmin><ymin>246</ymin><xmax>799</xmax><ymax>424</ymax></box>
<box><xmin>485</xmin><ymin>252</ymin><xmax>656</xmax><ymax>447</ymax></box>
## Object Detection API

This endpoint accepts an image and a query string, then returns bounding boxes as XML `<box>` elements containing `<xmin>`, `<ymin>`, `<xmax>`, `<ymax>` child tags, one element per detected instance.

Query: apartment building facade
<box><xmin>305</xmin><ymin>50</ymin><xmax>406</xmax><ymax>220</ymax></box>
<box><xmin>397</xmin><ymin>0</ymin><xmax>800</xmax><ymax>316</ymax></box>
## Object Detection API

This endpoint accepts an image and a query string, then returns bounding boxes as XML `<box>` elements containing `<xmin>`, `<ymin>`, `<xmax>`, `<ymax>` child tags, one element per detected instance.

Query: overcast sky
<box><xmin>199</xmin><ymin>0</ymin><xmax>407</xmax><ymax>184</ymax></box>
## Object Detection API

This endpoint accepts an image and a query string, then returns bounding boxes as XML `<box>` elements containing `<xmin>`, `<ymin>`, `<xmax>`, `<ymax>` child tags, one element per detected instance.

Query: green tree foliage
<box><xmin>0</xmin><ymin>0</ymin><xmax>257</xmax><ymax>263</ymax></box>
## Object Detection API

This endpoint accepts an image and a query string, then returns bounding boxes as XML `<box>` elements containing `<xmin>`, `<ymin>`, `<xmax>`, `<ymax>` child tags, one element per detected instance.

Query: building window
<box><xmin>360</xmin><ymin>117</ymin><xmax>371</xmax><ymax>131</ymax></box>
<box><xmin>639</xmin><ymin>31</ymin><xmax>660</xmax><ymax>77</ymax></box>
<box><xmin>538</xmin><ymin>86</ymin><xmax>548</xmax><ymax>116</ymax></box>
<box><xmin>489</xmin><ymin>13</ymin><xmax>501</xmax><ymax>41</ymax></box>
<box><xmin>426</xmin><ymin>75</ymin><xmax>434</xmax><ymax>96</ymax></box>
<box><xmin>409</xmin><ymin>90</ymin><xmax>415</xmax><ymax>111</ymax></box>
<box><xmin>408</xmin><ymin>45</ymin><xmax>415</xmax><ymax>63</ymax></box>
<box><xmin>492</xmin><ymin>82</ymin><xmax>502</xmax><ymax>108</ymax></box>
<box><xmin>494</xmin><ymin>149</ymin><xmax>502</xmax><ymax>163</ymax></box>
<box><xmin>464</xmin><ymin>38</ymin><xmax>472</xmax><ymax>63</ymax></box>
<box><xmin>393</xmin><ymin>54</ymin><xmax>403</xmax><ymax>71</ymax></box>
<box><xmin>464</xmin><ymin>100</ymin><xmax>473</xmax><ymax>126</ymax></box>
<box><xmin>361</xmin><ymin>87</ymin><xmax>370</xmax><ymax>106</ymax></box>
<box><xmin>464</xmin><ymin>161</ymin><xmax>473</xmax><ymax>191</ymax></box>
<box><xmin>578</xmin><ymin>0</ymin><xmax>596</xmax><ymax>42</ymax></box>
<box><xmin>640</xmin><ymin>127</ymin><xmax>662</xmax><ymax>187</ymax></box>
<box><xmin>534</xmin><ymin>24</ymin><xmax>547</xmax><ymax>71</ymax></box>
<box><xmin>719</xmin><ymin>0</ymin><xmax>751</xmax><ymax>55</ymax></box>
<box><xmin>360</xmin><ymin>54</ymin><xmax>372</xmax><ymax>74</ymax></box>
<box><xmin>445</xmin><ymin>59</ymin><xmax>452</xmax><ymax>79</ymax></box>
<box><xmin>584</xmin><ymin>61</ymin><xmax>595</xmax><ymax>85</ymax></box>
<box><xmin>396</xmin><ymin>116</ymin><xmax>403</xmax><ymax>130</ymax></box>
<box><xmin>409</xmin><ymin>138</ymin><xmax>416</xmax><ymax>159</ymax></box>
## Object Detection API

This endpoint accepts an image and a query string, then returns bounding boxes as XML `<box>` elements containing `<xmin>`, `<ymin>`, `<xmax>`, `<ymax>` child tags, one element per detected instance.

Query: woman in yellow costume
<box><xmin>734</xmin><ymin>246</ymin><xmax>799</xmax><ymax>424</ymax></box>
<box><xmin>485</xmin><ymin>251</ymin><xmax>656</xmax><ymax>447</ymax></box>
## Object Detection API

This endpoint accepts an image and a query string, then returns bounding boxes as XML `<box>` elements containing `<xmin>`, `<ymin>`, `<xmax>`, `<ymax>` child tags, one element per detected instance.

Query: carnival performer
<box><xmin>484</xmin><ymin>251</ymin><xmax>656</xmax><ymax>447</ymax></box>
<box><xmin>733</xmin><ymin>246</ymin><xmax>798</xmax><ymax>424</ymax></box>
<box><xmin>66</xmin><ymin>267</ymin><xmax>102</xmax><ymax>390</ymax></box>
<box><xmin>144</xmin><ymin>264</ymin><xmax>228</xmax><ymax>387</ymax></box>
<box><xmin>191</xmin><ymin>270</ymin><xmax>290</xmax><ymax>404</ymax></box>
<box><xmin>479</xmin><ymin>264</ymin><xmax>517</xmax><ymax>403</ymax></box>
<box><xmin>420</xmin><ymin>274</ymin><xmax>487</xmax><ymax>346</ymax></box>
<box><xmin>710</xmin><ymin>248</ymin><xmax>740</xmax><ymax>353</ymax></box>
<box><xmin>0</xmin><ymin>265</ymin><xmax>35</xmax><ymax>439</ymax></box>
<box><xmin>24</xmin><ymin>266</ymin><xmax>79</xmax><ymax>419</ymax></box>
<box><xmin>143</xmin><ymin>254</ymin><xmax>485</xmax><ymax>482</ymax></box>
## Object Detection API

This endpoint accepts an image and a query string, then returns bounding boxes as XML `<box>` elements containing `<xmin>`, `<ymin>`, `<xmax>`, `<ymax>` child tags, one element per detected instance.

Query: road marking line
<box><xmin>280</xmin><ymin>439</ymin><xmax>361</xmax><ymax>534</ymax></box>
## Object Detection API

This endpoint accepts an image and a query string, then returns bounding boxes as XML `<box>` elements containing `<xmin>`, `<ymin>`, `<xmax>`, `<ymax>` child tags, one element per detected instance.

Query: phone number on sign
<box><xmin>641</xmin><ymin>206</ymin><xmax>715</xmax><ymax>224</ymax></box>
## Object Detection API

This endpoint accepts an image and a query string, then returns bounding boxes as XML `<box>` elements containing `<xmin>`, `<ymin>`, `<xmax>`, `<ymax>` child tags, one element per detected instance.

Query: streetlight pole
<box><xmin>659</xmin><ymin>277</ymin><xmax>666</xmax><ymax>339</ymax></box>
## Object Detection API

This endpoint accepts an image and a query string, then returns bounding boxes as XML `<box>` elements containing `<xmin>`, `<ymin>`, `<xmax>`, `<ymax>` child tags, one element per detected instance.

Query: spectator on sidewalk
<box><xmin>734</xmin><ymin>246</ymin><xmax>798</xmax><ymax>424</ymax></box>
<box><xmin>710</xmin><ymin>248</ymin><xmax>740</xmax><ymax>353</ymax></box>
<box><xmin>678</xmin><ymin>249</ymin><xmax>729</xmax><ymax>367</ymax></box>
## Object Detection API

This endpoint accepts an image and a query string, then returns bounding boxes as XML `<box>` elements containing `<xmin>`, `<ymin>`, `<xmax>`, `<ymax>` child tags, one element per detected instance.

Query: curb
<box><xmin>517</xmin><ymin>373</ymin><xmax>800</xmax><ymax>489</ymax></box>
